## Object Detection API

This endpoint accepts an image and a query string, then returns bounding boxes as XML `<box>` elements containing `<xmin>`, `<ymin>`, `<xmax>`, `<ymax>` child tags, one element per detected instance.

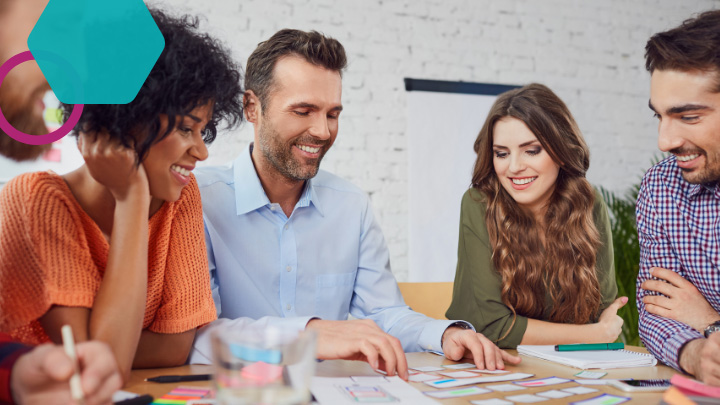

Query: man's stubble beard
<box><xmin>257</xmin><ymin>120</ymin><xmax>328</xmax><ymax>182</ymax></box>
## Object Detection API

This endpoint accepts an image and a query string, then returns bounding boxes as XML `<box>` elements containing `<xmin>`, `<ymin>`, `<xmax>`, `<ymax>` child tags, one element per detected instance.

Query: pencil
<box><xmin>61</xmin><ymin>325</ymin><xmax>85</xmax><ymax>404</ymax></box>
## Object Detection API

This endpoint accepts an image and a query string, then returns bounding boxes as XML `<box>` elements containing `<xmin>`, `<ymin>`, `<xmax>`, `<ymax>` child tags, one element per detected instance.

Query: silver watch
<box><xmin>703</xmin><ymin>320</ymin><xmax>720</xmax><ymax>338</ymax></box>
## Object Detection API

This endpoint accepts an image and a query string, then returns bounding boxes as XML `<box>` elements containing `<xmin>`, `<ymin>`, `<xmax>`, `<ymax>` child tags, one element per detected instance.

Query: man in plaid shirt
<box><xmin>637</xmin><ymin>10</ymin><xmax>720</xmax><ymax>386</ymax></box>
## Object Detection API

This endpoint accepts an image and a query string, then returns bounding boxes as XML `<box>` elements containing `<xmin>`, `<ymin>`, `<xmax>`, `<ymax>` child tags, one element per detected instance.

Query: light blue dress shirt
<box><xmin>189</xmin><ymin>145</ymin><xmax>464</xmax><ymax>364</ymax></box>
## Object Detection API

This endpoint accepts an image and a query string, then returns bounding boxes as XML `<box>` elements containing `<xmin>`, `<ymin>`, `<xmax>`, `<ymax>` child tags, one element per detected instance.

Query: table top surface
<box><xmin>127</xmin><ymin>347</ymin><xmax>678</xmax><ymax>404</ymax></box>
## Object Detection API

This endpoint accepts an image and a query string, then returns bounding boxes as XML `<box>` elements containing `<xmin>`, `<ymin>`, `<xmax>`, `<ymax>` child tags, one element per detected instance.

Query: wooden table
<box><xmin>127</xmin><ymin>347</ymin><xmax>678</xmax><ymax>403</ymax></box>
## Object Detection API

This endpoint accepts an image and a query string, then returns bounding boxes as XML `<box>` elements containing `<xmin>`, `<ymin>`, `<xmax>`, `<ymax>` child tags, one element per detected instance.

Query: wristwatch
<box><xmin>703</xmin><ymin>320</ymin><xmax>720</xmax><ymax>338</ymax></box>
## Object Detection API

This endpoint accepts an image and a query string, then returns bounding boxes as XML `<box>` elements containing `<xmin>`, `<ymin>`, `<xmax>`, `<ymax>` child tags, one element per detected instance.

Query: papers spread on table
<box><xmin>517</xmin><ymin>345</ymin><xmax>657</xmax><ymax>369</ymax></box>
<box><xmin>423</xmin><ymin>372</ymin><xmax>535</xmax><ymax>389</ymax></box>
<box><xmin>311</xmin><ymin>376</ymin><xmax>438</xmax><ymax>404</ymax></box>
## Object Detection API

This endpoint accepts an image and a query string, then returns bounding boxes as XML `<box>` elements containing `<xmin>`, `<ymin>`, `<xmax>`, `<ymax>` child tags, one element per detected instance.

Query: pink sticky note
<box><xmin>240</xmin><ymin>361</ymin><xmax>284</xmax><ymax>384</ymax></box>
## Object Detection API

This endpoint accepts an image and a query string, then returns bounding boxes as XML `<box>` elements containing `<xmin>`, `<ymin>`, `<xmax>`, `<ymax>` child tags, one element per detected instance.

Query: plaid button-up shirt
<box><xmin>636</xmin><ymin>156</ymin><xmax>720</xmax><ymax>371</ymax></box>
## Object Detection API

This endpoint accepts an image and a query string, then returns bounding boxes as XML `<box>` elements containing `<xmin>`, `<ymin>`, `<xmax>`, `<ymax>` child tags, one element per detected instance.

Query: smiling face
<box><xmin>143</xmin><ymin>102</ymin><xmax>211</xmax><ymax>202</ymax></box>
<box><xmin>249</xmin><ymin>55</ymin><xmax>342</xmax><ymax>183</ymax></box>
<box><xmin>650</xmin><ymin>69</ymin><xmax>720</xmax><ymax>184</ymax></box>
<box><xmin>492</xmin><ymin>117</ymin><xmax>561</xmax><ymax>219</ymax></box>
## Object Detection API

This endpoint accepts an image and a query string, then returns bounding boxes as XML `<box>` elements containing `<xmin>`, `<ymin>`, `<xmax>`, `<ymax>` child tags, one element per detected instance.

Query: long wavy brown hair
<box><xmin>471</xmin><ymin>83</ymin><xmax>601</xmax><ymax>325</ymax></box>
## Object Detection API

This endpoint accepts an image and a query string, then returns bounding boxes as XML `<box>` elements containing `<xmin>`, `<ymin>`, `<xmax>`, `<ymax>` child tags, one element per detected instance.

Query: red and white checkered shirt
<box><xmin>636</xmin><ymin>156</ymin><xmax>720</xmax><ymax>371</ymax></box>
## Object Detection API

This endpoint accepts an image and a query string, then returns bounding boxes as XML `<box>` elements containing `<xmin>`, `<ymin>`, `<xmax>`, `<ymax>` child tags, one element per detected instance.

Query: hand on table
<box><xmin>11</xmin><ymin>341</ymin><xmax>122</xmax><ymax>405</ymax></box>
<box><xmin>642</xmin><ymin>267</ymin><xmax>719</xmax><ymax>332</ymax></box>
<box><xmin>307</xmin><ymin>319</ymin><xmax>409</xmax><ymax>380</ymax></box>
<box><xmin>594</xmin><ymin>296</ymin><xmax>627</xmax><ymax>342</ymax></box>
<box><xmin>680</xmin><ymin>333</ymin><xmax>720</xmax><ymax>386</ymax></box>
<box><xmin>441</xmin><ymin>327</ymin><xmax>521</xmax><ymax>370</ymax></box>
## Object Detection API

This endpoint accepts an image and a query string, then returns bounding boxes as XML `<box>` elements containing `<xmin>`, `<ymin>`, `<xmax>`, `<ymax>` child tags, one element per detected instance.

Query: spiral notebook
<box><xmin>517</xmin><ymin>345</ymin><xmax>657</xmax><ymax>369</ymax></box>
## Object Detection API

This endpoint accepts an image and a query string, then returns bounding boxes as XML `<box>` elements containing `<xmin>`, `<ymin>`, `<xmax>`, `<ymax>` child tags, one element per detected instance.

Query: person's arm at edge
<box><xmin>636</xmin><ymin>172</ymin><xmax>704</xmax><ymax>372</ymax></box>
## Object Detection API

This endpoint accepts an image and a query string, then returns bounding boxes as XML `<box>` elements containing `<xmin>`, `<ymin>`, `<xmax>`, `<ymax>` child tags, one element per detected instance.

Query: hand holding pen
<box><xmin>10</xmin><ymin>325</ymin><xmax>123</xmax><ymax>405</ymax></box>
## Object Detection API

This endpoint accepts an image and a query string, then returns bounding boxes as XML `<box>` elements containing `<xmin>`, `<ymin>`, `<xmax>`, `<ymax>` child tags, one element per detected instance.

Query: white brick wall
<box><xmin>158</xmin><ymin>0</ymin><xmax>718</xmax><ymax>281</ymax></box>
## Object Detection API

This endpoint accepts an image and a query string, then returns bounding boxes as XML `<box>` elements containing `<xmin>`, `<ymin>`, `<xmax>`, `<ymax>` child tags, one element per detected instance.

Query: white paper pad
<box><xmin>439</xmin><ymin>370</ymin><xmax>479</xmax><ymax>378</ymax></box>
<box><xmin>409</xmin><ymin>373</ymin><xmax>442</xmax><ymax>382</ymax></box>
<box><xmin>562</xmin><ymin>386</ymin><xmax>599</xmax><ymax>395</ymax></box>
<box><xmin>424</xmin><ymin>372</ymin><xmax>534</xmax><ymax>389</ymax></box>
<box><xmin>424</xmin><ymin>386</ymin><xmax>491</xmax><ymax>398</ymax></box>
<box><xmin>517</xmin><ymin>345</ymin><xmax>656</xmax><ymax>369</ymax></box>
<box><xmin>410</xmin><ymin>366</ymin><xmax>445</xmax><ymax>372</ymax></box>
<box><xmin>311</xmin><ymin>376</ymin><xmax>437</xmax><ymax>404</ymax></box>
<box><xmin>569</xmin><ymin>393</ymin><xmax>630</xmax><ymax>405</ymax></box>
<box><xmin>443</xmin><ymin>363</ymin><xmax>477</xmax><ymax>369</ymax></box>
<box><xmin>537</xmin><ymin>389</ymin><xmax>574</xmax><ymax>399</ymax></box>
<box><xmin>487</xmin><ymin>383</ymin><xmax>527</xmax><ymax>392</ymax></box>
<box><xmin>506</xmin><ymin>394</ymin><xmax>549</xmax><ymax>403</ymax></box>
<box><xmin>515</xmin><ymin>376</ymin><xmax>572</xmax><ymax>387</ymax></box>
<box><xmin>471</xmin><ymin>399</ymin><xmax>513</xmax><ymax>405</ymax></box>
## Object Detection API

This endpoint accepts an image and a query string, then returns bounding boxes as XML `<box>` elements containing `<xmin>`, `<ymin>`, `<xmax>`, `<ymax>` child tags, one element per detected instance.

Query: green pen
<box><xmin>555</xmin><ymin>343</ymin><xmax>624</xmax><ymax>351</ymax></box>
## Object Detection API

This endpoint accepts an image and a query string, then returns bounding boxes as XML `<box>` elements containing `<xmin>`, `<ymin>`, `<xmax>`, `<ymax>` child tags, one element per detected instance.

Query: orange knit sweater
<box><xmin>0</xmin><ymin>171</ymin><xmax>217</xmax><ymax>344</ymax></box>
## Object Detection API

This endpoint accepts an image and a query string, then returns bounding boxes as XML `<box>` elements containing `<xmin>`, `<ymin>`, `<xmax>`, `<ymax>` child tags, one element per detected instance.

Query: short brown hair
<box><xmin>645</xmin><ymin>9</ymin><xmax>720</xmax><ymax>84</ymax></box>
<box><xmin>245</xmin><ymin>29</ymin><xmax>347</xmax><ymax>109</ymax></box>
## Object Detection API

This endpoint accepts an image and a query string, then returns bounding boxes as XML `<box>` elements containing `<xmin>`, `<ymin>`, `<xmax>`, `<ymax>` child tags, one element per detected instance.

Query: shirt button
<box><xmin>284</xmin><ymin>224</ymin><xmax>289</xmax><ymax>230</ymax></box>
<box><xmin>286</xmin><ymin>266</ymin><xmax>292</xmax><ymax>272</ymax></box>
<box><xmin>286</xmin><ymin>304</ymin><xmax>291</xmax><ymax>310</ymax></box>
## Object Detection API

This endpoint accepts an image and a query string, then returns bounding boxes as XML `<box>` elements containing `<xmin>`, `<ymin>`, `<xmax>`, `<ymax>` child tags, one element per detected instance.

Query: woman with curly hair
<box><xmin>0</xmin><ymin>9</ymin><xmax>243</xmax><ymax>380</ymax></box>
<box><xmin>446</xmin><ymin>83</ymin><xmax>626</xmax><ymax>349</ymax></box>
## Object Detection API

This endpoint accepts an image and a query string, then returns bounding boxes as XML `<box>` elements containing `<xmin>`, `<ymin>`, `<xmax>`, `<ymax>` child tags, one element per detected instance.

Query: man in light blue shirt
<box><xmin>190</xmin><ymin>29</ymin><xmax>520</xmax><ymax>377</ymax></box>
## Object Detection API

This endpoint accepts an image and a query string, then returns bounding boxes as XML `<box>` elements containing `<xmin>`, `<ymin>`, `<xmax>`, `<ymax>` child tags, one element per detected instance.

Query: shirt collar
<box><xmin>232</xmin><ymin>143</ymin><xmax>324</xmax><ymax>217</ymax></box>
<box><xmin>686</xmin><ymin>181</ymin><xmax>720</xmax><ymax>200</ymax></box>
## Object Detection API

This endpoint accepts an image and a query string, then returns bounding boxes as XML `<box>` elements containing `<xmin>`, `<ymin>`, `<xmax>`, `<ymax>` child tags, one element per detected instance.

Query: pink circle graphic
<box><xmin>0</xmin><ymin>51</ymin><xmax>83</xmax><ymax>145</ymax></box>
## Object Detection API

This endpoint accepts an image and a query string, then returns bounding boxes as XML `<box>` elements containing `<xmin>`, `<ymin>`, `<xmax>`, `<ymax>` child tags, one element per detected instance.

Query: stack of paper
<box><xmin>517</xmin><ymin>345</ymin><xmax>657</xmax><ymax>369</ymax></box>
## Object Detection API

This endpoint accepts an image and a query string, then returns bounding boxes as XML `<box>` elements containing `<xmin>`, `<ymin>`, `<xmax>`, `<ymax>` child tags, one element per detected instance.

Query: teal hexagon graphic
<box><xmin>27</xmin><ymin>0</ymin><xmax>164</xmax><ymax>104</ymax></box>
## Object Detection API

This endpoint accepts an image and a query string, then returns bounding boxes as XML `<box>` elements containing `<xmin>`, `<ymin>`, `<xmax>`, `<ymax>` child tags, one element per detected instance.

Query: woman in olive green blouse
<box><xmin>446</xmin><ymin>84</ymin><xmax>626</xmax><ymax>349</ymax></box>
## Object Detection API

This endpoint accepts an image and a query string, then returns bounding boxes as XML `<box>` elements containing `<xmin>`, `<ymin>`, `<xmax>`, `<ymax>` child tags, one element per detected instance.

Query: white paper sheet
<box><xmin>311</xmin><ymin>376</ymin><xmax>438</xmax><ymax>404</ymax></box>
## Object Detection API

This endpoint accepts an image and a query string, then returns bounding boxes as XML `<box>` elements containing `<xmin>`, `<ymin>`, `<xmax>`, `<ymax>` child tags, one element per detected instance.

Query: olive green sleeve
<box><xmin>593</xmin><ymin>188</ymin><xmax>618</xmax><ymax>316</ymax></box>
<box><xmin>445</xmin><ymin>189</ymin><xmax>528</xmax><ymax>349</ymax></box>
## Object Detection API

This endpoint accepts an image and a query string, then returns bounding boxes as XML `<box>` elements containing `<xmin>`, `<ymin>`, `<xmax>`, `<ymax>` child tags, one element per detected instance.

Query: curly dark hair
<box><xmin>61</xmin><ymin>8</ymin><xmax>243</xmax><ymax>162</ymax></box>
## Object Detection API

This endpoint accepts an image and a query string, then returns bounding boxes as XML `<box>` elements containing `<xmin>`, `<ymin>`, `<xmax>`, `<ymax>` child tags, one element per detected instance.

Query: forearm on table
<box><xmin>521</xmin><ymin>319</ymin><xmax>599</xmax><ymax>345</ymax></box>
<box><xmin>133</xmin><ymin>329</ymin><xmax>197</xmax><ymax>368</ymax></box>
<box><xmin>89</xmin><ymin>197</ymin><xmax>149</xmax><ymax>380</ymax></box>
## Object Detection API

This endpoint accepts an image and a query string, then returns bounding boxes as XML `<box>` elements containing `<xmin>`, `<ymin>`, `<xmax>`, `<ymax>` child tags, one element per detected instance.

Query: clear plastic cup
<box><xmin>210</xmin><ymin>326</ymin><xmax>317</xmax><ymax>405</ymax></box>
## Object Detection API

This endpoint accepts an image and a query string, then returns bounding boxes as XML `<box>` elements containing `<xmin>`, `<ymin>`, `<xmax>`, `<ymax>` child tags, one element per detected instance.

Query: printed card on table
<box><xmin>443</xmin><ymin>363</ymin><xmax>477</xmax><ymax>369</ymax></box>
<box><xmin>506</xmin><ymin>394</ymin><xmax>549</xmax><ymax>403</ymax></box>
<box><xmin>471</xmin><ymin>369</ymin><xmax>511</xmax><ymax>374</ymax></box>
<box><xmin>562</xmin><ymin>386</ymin><xmax>599</xmax><ymax>395</ymax></box>
<box><xmin>569</xmin><ymin>393</ymin><xmax>630</xmax><ymax>405</ymax></box>
<box><xmin>471</xmin><ymin>399</ymin><xmax>513</xmax><ymax>405</ymax></box>
<box><xmin>438</xmin><ymin>370</ymin><xmax>479</xmax><ymax>378</ymax></box>
<box><xmin>487</xmin><ymin>383</ymin><xmax>527</xmax><ymax>392</ymax></box>
<box><xmin>514</xmin><ymin>376</ymin><xmax>571</xmax><ymax>387</ymax></box>
<box><xmin>423</xmin><ymin>386</ymin><xmax>491</xmax><ymax>399</ymax></box>
<box><xmin>536</xmin><ymin>389</ymin><xmax>573</xmax><ymax>399</ymax></box>
<box><xmin>409</xmin><ymin>373</ymin><xmax>441</xmax><ymax>382</ymax></box>
<box><xmin>410</xmin><ymin>366</ymin><xmax>445</xmax><ymax>372</ymax></box>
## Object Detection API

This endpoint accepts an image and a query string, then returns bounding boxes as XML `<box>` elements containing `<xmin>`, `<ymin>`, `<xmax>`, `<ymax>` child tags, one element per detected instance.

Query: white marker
<box><xmin>61</xmin><ymin>325</ymin><xmax>85</xmax><ymax>404</ymax></box>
